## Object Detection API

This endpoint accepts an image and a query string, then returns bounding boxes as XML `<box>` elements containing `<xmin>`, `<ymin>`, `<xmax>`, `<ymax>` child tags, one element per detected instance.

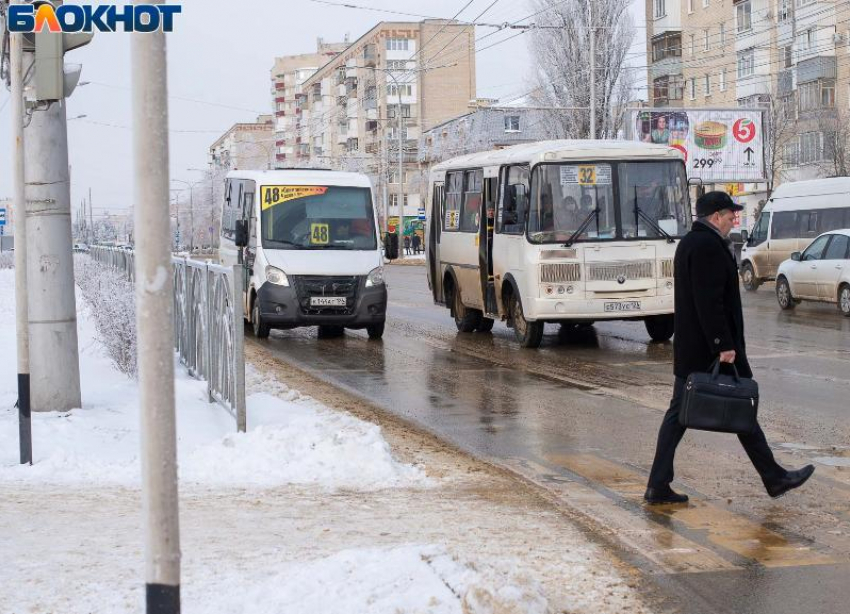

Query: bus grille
<box><xmin>540</xmin><ymin>263</ymin><xmax>581</xmax><ymax>284</ymax></box>
<box><xmin>660</xmin><ymin>259</ymin><xmax>674</xmax><ymax>278</ymax></box>
<box><xmin>587</xmin><ymin>260</ymin><xmax>654</xmax><ymax>282</ymax></box>
<box><xmin>292</xmin><ymin>275</ymin><xmax>360</xmax><ymax>316</ymax></box>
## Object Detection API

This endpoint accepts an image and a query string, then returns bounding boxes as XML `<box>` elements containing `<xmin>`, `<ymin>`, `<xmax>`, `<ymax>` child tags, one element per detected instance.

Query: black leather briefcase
<box><xmin>680</xmin><ymin>359</ymin><xmax>759</xmax><ymax>434</ymax></box>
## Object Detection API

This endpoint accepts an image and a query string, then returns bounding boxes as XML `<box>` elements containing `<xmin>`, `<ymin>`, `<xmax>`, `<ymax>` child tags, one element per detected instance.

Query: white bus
<box><xmin>425</xmin><ymin>140</ymin><xmax>691</xmax><ymax>348</ymax></box>
<box><xmin>220</xmin><ymin>169</ymin><xmax>387</xmax><ymax>340</ymax></box>
<box><xmin>740</xmin><ymin>177</ymin><xmax>850</xmax><ymax>291</ymax></box>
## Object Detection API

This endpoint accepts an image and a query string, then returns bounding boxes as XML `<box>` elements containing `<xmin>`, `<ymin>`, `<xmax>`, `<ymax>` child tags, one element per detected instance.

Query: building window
<box><xmin>388</xmin><ymin>168</ymin><xmax>409</xmax><ymax>184</ymax></box>
<box><xmin>799</xmin><ymin>132</ymin><xmax>823</xmax><ymax>164</ymax></box>
<box><xmin>389</xmin><ymin>194</ymin><xmax>409</xmax><ymax>208</ymax></box>
<box><xmin>737</xmin><ymin>48</ymin><xmax>755</xmax><ymax>78</ymax></box>
<box><xmin>689</xmin><ymin>78</ymin><xmax>696</xmax><ymax>100</ymax></box>
<box><xmin>387</xmin><ymin>83</ymin><xmax>413</xmax><ymax>97</ymax></box>
<box><xmin>821</xmin><ymin>81</ymin><xmax>835</xmax><ymax>108</ymax></box>
<box><xmin>387</xmin><ymin>104</ymin><xmax>412</xmax><ymax>118</ymax></box>
<box><xmin>654</xmin><ymin>0</ymin><xmax>666</xmax><ymax>18</ymax></box>
<box><xmin>798</xmin><ymin>28</ymin><xmax>814</xmax><ymax>52</ymax></box>
<box><xmin>799</xmin><ymin>80</ymin><xmax>835</xmax><ymax>111</ymax></box>
<box><xmin>703</xmin><ymin>0</ymin><xmax>709</xmax><ymax>7</ymax></box>
<box><xmin>505</xmin><ymin>115</ymin><xmax>521</xmax><ymax>132</ymax></box>
<box><xmin>687</xmin><ymin>0</ymin><xmax>694</xmax><ymax>13</ymax></box>
<box><xmin>386</xmin><ymin>38</ymin><xmax>411</xmax><ymax>51</ymax></box>
<box><xmin>778</xmin><ymin>0</ymin><xmax>791</xmax><ymax>22</ymax></box>
<box><xmin>736</xmin><ymin>0</ymin><xmax>752</xmax><ymax>33</ymax></box>
<box><xmin>704</xmin><ymin>74</ymin><xmax>712</xmax><ymax>96</ymax></box>
<box><xmin>719</xmin><ymin>68</ymin><xmax>727</xmax><ymax>91</ymax></box>
<box><xmin>782</xmin><ymin>45</ymin><xmax>793</xmax><ymax>69</ymax></box>
<box><xmin>651</xmin><ymin>32</ymin><xmax>682</xmax><ymax>61</ymax></box>
<box><xmin>386</xmin><ymin>60</ymin><xmax>413</xmax><ymax>71</ymax></box>
<box><xmin>720</xmin><ymin>23</ymin><xmax>726</xmax><ymax>45</ymax></box>
<box><xmin>652</xmin><ymin>75</ymin><xmax>684</xmax><ymax>105</ymax></box>
<box><xmin>783</xmin><ymin>141</ymin><xmax>799</xmax><ymax>167</ymax></box>
<box><xmin>780</xmin><ymin>93</ymin><xmax>796</xmax><ymax>120</ymax></box>
<box><xmin>704</xmin><ymin>29</ymin><xmax>710</xmax><ymax>51</ymax></box>
<box><xmin>689</xmin><ymin>34</ymin><xmax>695</xmax><ymax>56</ymax></box>
<box><xmin>795</xmin><ymin>0</ymin><xmax>815</xmax><ymax>7</ymax></box>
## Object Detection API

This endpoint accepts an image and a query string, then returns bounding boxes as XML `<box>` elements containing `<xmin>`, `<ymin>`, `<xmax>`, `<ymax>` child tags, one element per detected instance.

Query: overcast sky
<box><xmin>0</xmin><ymin>0</ymin><xmax>645</xmax><ymax>217</ymax></box>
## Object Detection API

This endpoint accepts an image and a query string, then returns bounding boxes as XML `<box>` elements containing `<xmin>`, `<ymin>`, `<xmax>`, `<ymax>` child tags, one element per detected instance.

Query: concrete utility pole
<box><xmin>132</xmin><ymin>18</ymin><xmax>181</xmax><ymax>614</ymax></box>
<box><xmin>588</xmin><ymin>1</ymin><xmax>596</xmax><ymax>140</ymax></box>
<box><xmin>25</xmin><ymin>68</ymin><xmax>82</xmax><ymax>414</ymax></box>
<box><xmin>10</xmin><ymin>0</ymin><xmax>31</xmax><ymax>463</ymax></box>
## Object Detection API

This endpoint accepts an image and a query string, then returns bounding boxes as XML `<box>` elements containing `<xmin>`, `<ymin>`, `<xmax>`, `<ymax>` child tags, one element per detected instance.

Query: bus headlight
<box><xmin>366</xmin><ymin>266</ymin><xmax>385</xmax><ymax>287</ymax></box>
<box><xmin>265</xmin><ymin>266</ymin><xmax>290</xmax><ymax>287</ymax></box>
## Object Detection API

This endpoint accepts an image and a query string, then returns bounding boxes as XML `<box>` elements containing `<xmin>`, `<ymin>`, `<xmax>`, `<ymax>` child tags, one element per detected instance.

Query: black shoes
<box><xmin>644</xmin><ymin>486</ymin><xmax>689</xmax><ymax>505</ymax></box>
<box><xmin>766</xmin><ymin>465</ymin><xmax>815</xmax><ymax>499</ymax></box>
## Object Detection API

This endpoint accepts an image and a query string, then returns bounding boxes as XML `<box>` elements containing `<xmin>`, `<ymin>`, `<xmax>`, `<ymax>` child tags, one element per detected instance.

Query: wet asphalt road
<box><xmin>252</xmin><ymin>264</ymin><xmax>850</xmax><ymax>614</ymax></box>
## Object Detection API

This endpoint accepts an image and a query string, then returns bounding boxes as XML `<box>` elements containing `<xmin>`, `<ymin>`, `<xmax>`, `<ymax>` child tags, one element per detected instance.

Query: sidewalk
<box><xmin>0</xmin><ymin>267</ymin><xmax>653</xmax><ymax>614</ymax></box>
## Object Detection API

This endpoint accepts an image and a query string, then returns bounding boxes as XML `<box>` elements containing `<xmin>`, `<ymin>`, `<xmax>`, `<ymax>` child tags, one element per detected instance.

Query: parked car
<box><xmin>775</xmin><ymin>229</ymin><xmax>850</xmax><ymax>316</ymax></box>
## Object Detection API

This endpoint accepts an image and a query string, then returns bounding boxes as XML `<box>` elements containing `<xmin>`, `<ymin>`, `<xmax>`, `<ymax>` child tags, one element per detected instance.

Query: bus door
<box><xmin>480</xmin><ymin>174</ymin><xmax>499</xmax><ymax>316</ymax></box>
<box><xmin>428</xmin><ymin>182</ymin><xmax>445</xmax><ymax>304</ymax></box>
<box><xmin>241</xmin><ymin>182</ymin><xmax>256</xmax><ymax>310</ymax></box>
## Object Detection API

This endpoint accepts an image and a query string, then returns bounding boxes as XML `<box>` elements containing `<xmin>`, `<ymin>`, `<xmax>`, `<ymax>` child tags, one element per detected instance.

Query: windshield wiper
<box><xmin>563</xmin><ymin>208</ymin><xmax>599</xmax><ymax>247</ymax></box>
<box><xmin>632</xmin><ymin>187</ymin><xmax>675</xmax><ymax>243</ymax></box>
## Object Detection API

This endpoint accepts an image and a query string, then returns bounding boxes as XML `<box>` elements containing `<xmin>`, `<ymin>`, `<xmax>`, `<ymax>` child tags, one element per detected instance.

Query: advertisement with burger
<box><xmin>631</xmin><ymin>109</ymin><xmax>764</xmax><ymax>183</ymax></box>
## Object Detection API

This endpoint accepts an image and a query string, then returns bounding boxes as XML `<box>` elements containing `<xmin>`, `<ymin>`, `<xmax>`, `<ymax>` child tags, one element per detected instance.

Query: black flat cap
<box><xmin>695</xmin><ymin>191</ymin><xmax>744</xmax><ymax>217</ymax></box>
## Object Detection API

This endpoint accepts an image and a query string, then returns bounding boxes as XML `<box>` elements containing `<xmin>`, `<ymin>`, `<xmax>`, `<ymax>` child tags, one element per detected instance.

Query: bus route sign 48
<box><xmin>7</xmin><ymin>2</ymin><xmax>182</xmax><ymax>33</ymax></box>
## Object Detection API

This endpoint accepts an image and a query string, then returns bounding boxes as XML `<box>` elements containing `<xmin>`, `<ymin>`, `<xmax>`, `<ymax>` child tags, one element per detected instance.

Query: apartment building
<box><xmin>210</xmin><ymin>115</ymin><xmax>275</xmax><ymax>171</ymax></box>
<box><xmin>647</xmin><ymin>0</ymin><xmax>850</xmax><ymax>189</ymax></box>
<box><xmin>270</xmin><ymin>38</ymin><xmax>350</xmax><ymax>165</ymax></box>
<box><xmin>296</xmin><ymin>20</ymin><xmax>476</xmax><ymax>221</ymax></box>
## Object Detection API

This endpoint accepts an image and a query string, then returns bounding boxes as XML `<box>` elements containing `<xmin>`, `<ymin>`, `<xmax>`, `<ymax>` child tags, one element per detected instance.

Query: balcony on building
<box><xmin>275</xmin><ymin>96</ymin><xmax>286</xmax><ymax>104</ymax></box>
<box><xmin>365</xmin><ymin>120</ymin><xmax>379</xmax><ymax>133</ymax></box>
<box><xmin>275</xmin><ymin>82</ymin><xmax>285</xmax><ymax>91</ymax></box>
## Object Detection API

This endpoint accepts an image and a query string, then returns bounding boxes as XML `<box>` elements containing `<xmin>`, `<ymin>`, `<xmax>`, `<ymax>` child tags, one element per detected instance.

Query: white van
<box><xmin>219</xmin><ymin>169</ymin><xmax>387</xmax><ymax>339</ymax></box>
<box><xmin>741</xmin><ymin>177</ymin><xmax>850</xmax><ymax>291</ymax></box>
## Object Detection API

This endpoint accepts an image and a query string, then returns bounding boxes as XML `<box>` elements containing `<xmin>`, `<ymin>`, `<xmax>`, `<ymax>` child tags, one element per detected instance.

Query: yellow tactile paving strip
<box><xmin>549</xmin><ymin>454</ymin><xmax>836</xmax><ymax>569</ymax></box>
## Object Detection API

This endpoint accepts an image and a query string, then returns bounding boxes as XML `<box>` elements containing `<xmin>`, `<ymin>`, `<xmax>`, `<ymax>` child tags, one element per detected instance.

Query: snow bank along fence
<box><xmin>89</xmin><ymin>246</ymin><xmax>247</xmax><ymax>431</ymax></box>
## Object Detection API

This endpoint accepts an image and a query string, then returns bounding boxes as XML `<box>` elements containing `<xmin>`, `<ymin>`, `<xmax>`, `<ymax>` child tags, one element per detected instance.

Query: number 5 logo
<box><xmin>733</xmin><ymin>118</ymin><xmax>756</xmax><ymax>144</ymax></box>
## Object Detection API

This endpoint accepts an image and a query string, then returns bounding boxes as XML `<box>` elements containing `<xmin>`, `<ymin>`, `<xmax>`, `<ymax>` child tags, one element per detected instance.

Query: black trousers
<box><xmin>647</xmin><ymin>377</ymin><xmax>786</xmax><ymax>489</ymax></box>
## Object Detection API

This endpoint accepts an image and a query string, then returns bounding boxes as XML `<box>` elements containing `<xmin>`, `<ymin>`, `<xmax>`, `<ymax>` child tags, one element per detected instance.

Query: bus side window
<box><xmin>222</xmin><ymin>180</ymin><xmax>234</xmax><ymax>239</ymax></box>
<box><xmin>498</xmin><ymin>165</ymin><xmax>529</xmax><ymax>235</ymax></box>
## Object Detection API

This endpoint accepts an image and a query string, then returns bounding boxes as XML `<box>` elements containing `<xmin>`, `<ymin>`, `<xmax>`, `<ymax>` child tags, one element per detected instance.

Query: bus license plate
<box><xmin>604</xmin><ymin>301</ymin><xmax>641</xmax><ymax>313</ymax></box>
<box><xmin>311</xmin><ymin>297</ymin><xmax>346</xmax><ymax>307</ymax></box>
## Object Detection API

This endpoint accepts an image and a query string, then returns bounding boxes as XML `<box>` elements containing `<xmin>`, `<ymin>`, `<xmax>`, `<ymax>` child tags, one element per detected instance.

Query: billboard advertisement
<box><xmin>630</xmin><ymin>109</ymin><xmax>764</xmax><ymax>183</ymax></box>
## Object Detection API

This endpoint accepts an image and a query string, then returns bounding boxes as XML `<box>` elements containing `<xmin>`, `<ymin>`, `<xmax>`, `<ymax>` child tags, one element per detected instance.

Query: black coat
<box><xmin>673</xmin><ymin>221</ymin><xmax>752</xmax><ymax>379</ymax></box>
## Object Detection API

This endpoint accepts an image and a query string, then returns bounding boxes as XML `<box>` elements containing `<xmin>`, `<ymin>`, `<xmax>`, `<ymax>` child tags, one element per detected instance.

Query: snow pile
<box><xmin>0</xmin><ymin>269</ymin><xmax>426</xmax><ymax>491</ymax></box>
<box><xmin>190</xmin><ymin>545</ymin><xmax>550</xmax><ymax>614</ymax></box>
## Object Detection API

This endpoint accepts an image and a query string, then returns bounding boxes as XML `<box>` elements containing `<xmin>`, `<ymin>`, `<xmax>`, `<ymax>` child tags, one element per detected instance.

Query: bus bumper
<box><xmin>256</xmin><ymin>280</ymin><xmax>387</xmax><ymax>329</ymax></box>
<box><xmin>527</xmin><ymin>294</ymin><xmax>673</xmax><ymax>321</ymax></box>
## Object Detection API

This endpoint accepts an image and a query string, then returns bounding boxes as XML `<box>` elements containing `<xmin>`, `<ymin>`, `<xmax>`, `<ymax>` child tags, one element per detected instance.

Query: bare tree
<box><xmin>527</xmin><ymin>0</ymin><xmax>636</xmax><ymax>139</ymax></box>
<box><xmin>762</xmin><ymin>92</ymin><xmax>799</xmax><ymax>197</ymax></box>
<box><xmin>816</xmin><ymin>108</ymin><xmax>850</xmax><ymax>178</ymax></box>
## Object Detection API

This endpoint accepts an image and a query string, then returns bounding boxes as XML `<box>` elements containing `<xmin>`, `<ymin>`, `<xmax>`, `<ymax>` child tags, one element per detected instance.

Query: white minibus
<box><xmin>425</xmin><ymin>140</ymin><xmax>691</xmax><ymax>348</ymax></box>
<box><xmin>220</xmin><ymin>169</ymin><xmax>386</xmax><ymax>339</ymax></box>
<box><xmin>740</xmin><ymin>177</ymin><xmax>850</xmax><ymax>291</ymax></box>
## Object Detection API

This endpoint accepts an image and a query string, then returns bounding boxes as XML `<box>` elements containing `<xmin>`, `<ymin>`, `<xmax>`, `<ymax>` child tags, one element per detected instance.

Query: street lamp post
<box><xmin>170</xmin><ymin>189</ymin><xmax>183</xmax><ymax>251</ymax></box>
<box><xmin>360</xmin><ymin>63</ymin><xmax>457</xmax><ymax>262</ymax></box>
<box><xmin>171</xmin><ymin>179</ymin><xmax>201</xmax><ymax>252</ymax></box>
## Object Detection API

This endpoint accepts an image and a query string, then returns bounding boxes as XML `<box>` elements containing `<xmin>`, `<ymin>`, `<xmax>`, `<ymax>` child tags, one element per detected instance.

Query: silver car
<box><xmin>776</xmin><ymin>229</ymin><xmax>850</xmax><ymax>316</ymax></box>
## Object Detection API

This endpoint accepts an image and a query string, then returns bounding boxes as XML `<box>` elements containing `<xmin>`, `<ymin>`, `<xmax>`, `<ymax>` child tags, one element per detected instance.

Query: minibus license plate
<box><xmin>311</xmin><ymin>297</ymin><xmax>347</xmax><ymax>307</ymax></box>
<box><xmin>604</xmin><ymin>301</ymin><xmax>641</xmax><ymax>313</ymax></box>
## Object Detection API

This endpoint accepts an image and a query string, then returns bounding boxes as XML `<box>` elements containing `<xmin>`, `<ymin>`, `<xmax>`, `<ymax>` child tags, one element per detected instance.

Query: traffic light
<box><xmin>24</xmin><ymin>2</ymin><xmax>94</xmax><ymax>101</ymax></box>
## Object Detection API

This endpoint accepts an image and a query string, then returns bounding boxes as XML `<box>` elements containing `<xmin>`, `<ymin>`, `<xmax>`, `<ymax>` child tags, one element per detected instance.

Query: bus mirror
<box><xmin>234</xmin><ymin>220</ymin><xmax>249</xmax><ymax>248</ymax></box>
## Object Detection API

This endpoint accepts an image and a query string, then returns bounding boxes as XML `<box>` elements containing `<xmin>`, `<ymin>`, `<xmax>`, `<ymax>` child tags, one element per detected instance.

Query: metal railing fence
<box><xmin>89</xmin><ymin>246</ymin><xmax>246</xmax><ymax>431</ymax></box>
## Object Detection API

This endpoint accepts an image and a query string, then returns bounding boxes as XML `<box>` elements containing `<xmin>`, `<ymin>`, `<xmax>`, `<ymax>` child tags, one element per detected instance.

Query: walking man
<box><xmin>645</xmin><ymin>191</ymin><xmax>815</xmax><ymax>504</ymax></box>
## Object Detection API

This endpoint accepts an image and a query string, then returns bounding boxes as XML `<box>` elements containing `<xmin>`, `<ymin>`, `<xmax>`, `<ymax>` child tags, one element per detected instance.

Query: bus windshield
<box><xmin>260</xmin><ymin>186</ymin><xmax>377</xmax><ymax>250</ymax></box>
<box><xmin>527</xmin><ymin>161</ymin><xmax>690</xmax><ymax>244</ymax></box>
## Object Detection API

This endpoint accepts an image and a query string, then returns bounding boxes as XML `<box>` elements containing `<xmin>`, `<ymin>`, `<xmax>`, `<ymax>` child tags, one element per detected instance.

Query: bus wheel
<box><xmin>252</xmin><ymin>300</ymin><xmax>270</xmax><ymax>339</ymax></box>
<box><xmin>452</xmin><ymin>287</ymin><xmax>482</xmax><ymax>333</ymax></box>
<box><xmin>741</xmin><ymin>262</ymin><xmax>761</xmax><ymax>292</ymax></box>
<box><xmin>645</xmin><ymin>315</ymin><xmax>674</xmax><ymax>342</ymax></box>
<box><xmin>510</xmin><ymin>294</ymin><xmax>544</xmax><ymax>348</ymax></box>
<box><xmin>367</xmin><ymin>322</ymin><xmax>385</xmax><ymax>339</ymax></box>
<box><xmin>476</xmin><ymin>318</ymin><xmax>495</xmax><ymax>333</ymax></box>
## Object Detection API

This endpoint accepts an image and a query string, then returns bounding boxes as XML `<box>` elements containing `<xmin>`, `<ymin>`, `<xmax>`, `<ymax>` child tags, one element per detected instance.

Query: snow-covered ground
<box><xmin>0</xmin><ymin>266</ymin><xmax>652</xmax><ymax>614</ymax></box>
